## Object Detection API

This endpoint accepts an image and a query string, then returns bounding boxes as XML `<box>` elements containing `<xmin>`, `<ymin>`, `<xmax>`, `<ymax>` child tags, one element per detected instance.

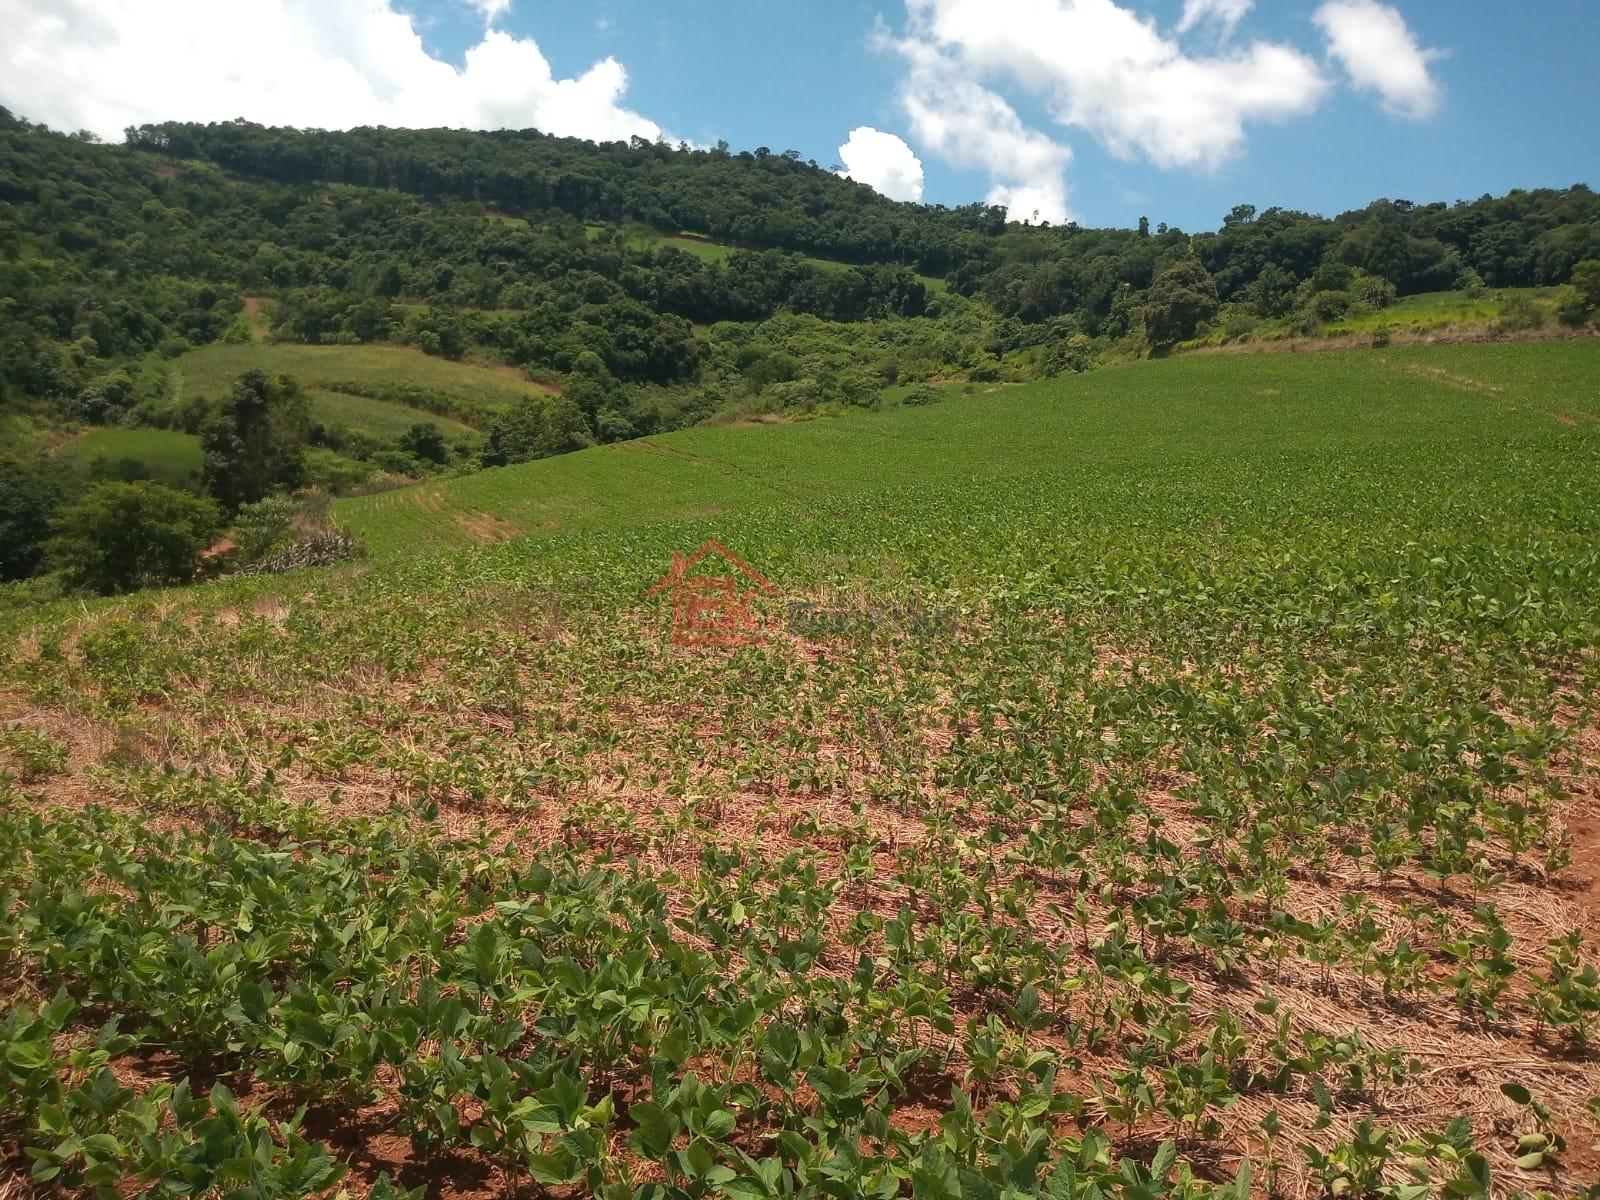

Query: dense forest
<box><xmin>2</xmin><ymin>107</ymin><xmax>1598</xmax><ymax>596</ymax></box>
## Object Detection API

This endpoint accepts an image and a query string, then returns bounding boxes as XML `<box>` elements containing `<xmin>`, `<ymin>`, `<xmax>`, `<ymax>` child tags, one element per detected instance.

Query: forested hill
<box><xmin>4</xmin><ymin>108</ymin><xmax>1597</xmax><ymax>430</ymax></box>
<box><xmin>125</xmin><ymin>118</ymin><xmax>1600</xmax><ymax>294</ymax></box>
<box><xmin>2</xmin><ymin>106</ymin><xmax>1598</xmax><ymax>595</ymax></box>
<box><xmin>123</xmin><ymin>121</ymin><xmax>999</xmax><ymax>273</ymax></box>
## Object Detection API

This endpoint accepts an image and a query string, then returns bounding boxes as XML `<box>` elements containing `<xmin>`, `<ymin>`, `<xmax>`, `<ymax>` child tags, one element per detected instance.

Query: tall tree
<box><xmin>0</xmin><ymin>454</ymin><xmax>61</xmax><ymax>581</ymax></box>
<box><xmin>1142</xmin><ymin>261</ymin><xmax>1220</xmax><ymax>346</ymax></box>
<box><xmin>483</xmin><ymin>396</ymin><xmax>593</xmax><ymax>467</ymax></box>
<box><xmin>200</xmin><ymin>371</ymin><xmax>310</xmax><ymax>511</ymax></box>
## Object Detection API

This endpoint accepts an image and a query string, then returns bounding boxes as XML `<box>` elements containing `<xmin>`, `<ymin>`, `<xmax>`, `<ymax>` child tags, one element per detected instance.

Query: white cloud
<box><xmin>837</xmin><ymin>126</ymin><xmax>925</xmax><ymax>202</ymax></box>
<box><xmin>903</xmin><ymin>76</ymin><xmax>1072</xmax><ymax>222</ymax></box>
<box><xmin>901</xmin><ymin>0</ymin><xmax>1329</xmax><ymax>171</ymax></box>
<box><xmin>0</xmin><ymin>0</ymin><xmax>663</xmax><ymax>144</ymax></box>
<box><xmin>1313</xmin><ymin>0</ymin><xmax>1441</xmax><ymax>119</ymax></box>
<box><xmin>877</xmin><ymin>30</ymin><xmax>1073</xmax><ymax>223</ymax></box>
<box><xmin>876</xmin><ymin>0</ymin><xmax>1447</xmax><ymax>219</ymax></box>
<box><xmin>985</xmin><ymin>182</ymin><xmax>1072</xmax><ymax>227</ymax></box>
<box><xmin>1176</xmin><ymin>0</ymin><xmax>1252</xmax><ymax>36</ymax></box>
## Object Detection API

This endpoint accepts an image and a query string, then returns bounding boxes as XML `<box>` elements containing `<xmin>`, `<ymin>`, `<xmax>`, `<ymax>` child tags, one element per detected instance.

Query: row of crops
<box><xmin>4</xmin><ymin>343</ymin><xmax>1600</xmax><ymax>1197</ymax></box>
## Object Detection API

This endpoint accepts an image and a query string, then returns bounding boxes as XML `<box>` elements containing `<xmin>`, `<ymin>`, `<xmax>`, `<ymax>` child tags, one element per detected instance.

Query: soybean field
<box><xmin>3</xmin><ymin>340</ymin><xmax>1600</xmax><ymax>1199</ymax></box>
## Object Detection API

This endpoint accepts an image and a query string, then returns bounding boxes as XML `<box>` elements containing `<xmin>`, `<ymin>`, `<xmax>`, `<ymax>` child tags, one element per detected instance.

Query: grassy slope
<box><xmin>0</xmin><ymin>413</ymin><xmax>50</xmax><ymax>455</ymax></box>
<box><xmin>54</xmin><ymin>427</ymin><xmax>204</xmax><ymax>486</ymax></box>
<box><xmin>305</xmin><ymin>389</ymin><xmax>476</xmax><ymax>439</ymax></box>
<box><xmin>1171</xmin><ymin>288</ymin><xmax>1570</xmax><ymax>356</ymax></box>
<box><xmin>336</xmin><ymin>339</ymin><xmax>1600</xmax><ymax>560</ymax></box>
<box><xmin>174</xmin><ymin>343</ymin><xmax>554</xmax><ymax>417</ymax></box>
<box><xmin>1323</xmin><ymin>286</ymin><xmax>1563</xmax><ymax>336</ymax></box>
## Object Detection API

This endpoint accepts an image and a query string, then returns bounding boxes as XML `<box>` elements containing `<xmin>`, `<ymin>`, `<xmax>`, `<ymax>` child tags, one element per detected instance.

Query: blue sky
<box><xmin>4</xmin><ymin>0</ymin><xmax>1596</xmax><ymax>233</ymax></box>
<box><xmin>416</xmin><ymin>0</ymin><xmax>1598</xmax><ymax>230</ymax></box>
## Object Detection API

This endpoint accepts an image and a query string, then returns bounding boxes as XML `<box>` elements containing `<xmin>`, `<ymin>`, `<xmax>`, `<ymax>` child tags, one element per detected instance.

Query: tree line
<box><xmin>121</xmin><ymin>117</ymin><xmax>1600</xmax><ymax>318</ymax></box>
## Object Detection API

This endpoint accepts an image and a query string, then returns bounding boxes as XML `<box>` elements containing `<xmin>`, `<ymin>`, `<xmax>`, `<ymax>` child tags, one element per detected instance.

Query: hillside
<box><xmin>2</xmin><ymin>110</ymin><xmax>1597</xmax><ymax>544</ymax></box>
<box><xmin>335</xmin><ymin>339</ymin><xmax>1600</xmax><ymax>558</ymax></box>
<box><xmin>4</xmin><ymin>341</ymin><xmax>1600</xmax><ymax>1195</ymax></box>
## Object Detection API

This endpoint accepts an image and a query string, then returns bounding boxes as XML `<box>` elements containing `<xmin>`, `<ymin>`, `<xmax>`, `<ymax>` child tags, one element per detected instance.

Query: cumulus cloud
<box><xmin>1176</xmin><ymin>0</ymin><xmax>1252</xmax><ymax>36</ymax></box>
<box><xmin>1313</xmin><ymin>0</ymin><xmax>1442</xmax><ymax>119</ymax></box>
<box><xmin>874</xmin><ymin>0</ymin><xmax>1357</xmax><ymax>222</ymax></box>
<box><xmin>901</xmin><ymin>0</ymin><xmax>1328</xmax><ymax>171</ymax></box>
<box><xmin>875</xmin><ymin>29</ymin><xmax>1073</xmax><ymax>223</ymax></box>
<box><xmin>837</xmin><ymin>126</ymin><xmax>926</xmax><ymax>202</ymax></box>
<box><xmin>877</xmin><ymin>0</ymin><xmax>1438</xmax><ymax>220</ymax></box>
<box><xmin>985</xmin><ymin>182</ymin><xmax>1073</xmax><ymax>228</ymax></box>
<box><xmin>904</xmin><ymin>75</ymin><xmax>1072</xmax><ymax>221</ymax></box>
<box><xmin>0</xmin><ymin>0</ymin><xmax>663</xmax><ymax>144</ymax></box>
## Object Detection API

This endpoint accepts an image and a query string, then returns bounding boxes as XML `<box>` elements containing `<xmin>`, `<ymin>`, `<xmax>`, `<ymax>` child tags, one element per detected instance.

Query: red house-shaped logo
<box><xmin>647</xmin><ymin>539</ymin><xmax>781</xmax><ymax>647</ymax></box>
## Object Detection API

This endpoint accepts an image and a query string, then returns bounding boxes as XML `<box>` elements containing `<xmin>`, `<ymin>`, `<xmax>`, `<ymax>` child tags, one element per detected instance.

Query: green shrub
<box><xmin>1496</xmin><ymin>294</ymin><xmax>1546</xmax><ymax>333</ymax></box>
<box><xmin>66</xmin><ymin>370</ymin><xmax>136</xmax><ymax>424</ymax></box>
<box><xmin>229</xmin><ymin>494</ymin><xmax>301</xmax><ymax>564</ymax></box>
<box><xmin>397</xmin><ymin>422</ymin><xmax>449</xmax><ymax>464</ymax></box>
<box><xmin>1045</xmin><ymin>333</ymin><xmax>1094</xmax><ymax>374</ymax></box>
<box><xmin>484</xmin><ymin>396</ymin><xmax>593</xmax><ymax>466</ymax></box>
<box><xmin>1351</xmin><ymin>272</ymin><xmax>1397</xmax><ymax>311</ymax></box>
<box><xmin>303</xmin><ymin>448</ymin><xmax>377</xmax><ymax>493</ymax></box>
<box><xmin>1554</xmin><ymin>286</ymin><xmax>1592</xmax><ymax>329</ymax></box>
<box><xmin>48</xmin><ymin>481</ymin><xmax>220</xmax><ymax>595</ymax></box>
<box><xmin>1309</xmin><ymin>290</ymin><xmax>1353</xmax><ymax>323</ymax></box>
<box><xmin>365</xmin><ymin>448</ymin><xmax>420</xmax><ymax>477</ymax></box>
<box><xmin>1222</xmin><ymin>308</ymin><xmax>1261</xmax><ymax>341</ymax></box>
<box><xmin>1571</xmin><ymin>260</ymin><xmax>1600</xmax><ymax>310</ymax></box>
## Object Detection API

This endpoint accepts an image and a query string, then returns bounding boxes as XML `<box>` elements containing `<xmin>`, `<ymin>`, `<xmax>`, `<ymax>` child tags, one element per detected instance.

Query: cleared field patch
<box><xmin>174</xmin><ymin>342</ymin><xmax>555</xmax><ymax>420</ymax></box>
<box><xmin>240</xmin><ymin>295</ymin><xmax>270</xmax><ymax>342</ymax></box>
<box><xmin>1</xmin><ymin>413</ymin><xmax>49</xmax><ymax>455</ymax></box>
<box><xmin>54</xmin><ymin>426</ymin><xmax>204</xmax><ymax>486</ymax></box>
<box><xmin>336</xmin><ymin>438</ymin><xmax>744</xmax><ymax>558</ymax></box>
<box><xmin>661</xmin><ymin>232</ymin><xmax>734</xmax><ymax>263</ymax></box>
<box><xmin>597</xmin><ymin>222</ymin><xmax>951</xmax><ymax>290</ymax></box>
<box><xmin>1325</xmin><ymin>286</ymin><xmax>1561</xmax><ymax>336</ymax></box>
<box><xmin>307</xmin><ymin>389</ymin><xmax>477</xmax><ymax>439</ymax></box>
<box><xmin>790</xmin><ymin>248</ymin><xmax>950</xmax><ymax>293</ymax></box>
<box><xmin>1181</xmin><ymin>288</ymin><xmax>1569</xmax><ymax>355</ymax></box>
